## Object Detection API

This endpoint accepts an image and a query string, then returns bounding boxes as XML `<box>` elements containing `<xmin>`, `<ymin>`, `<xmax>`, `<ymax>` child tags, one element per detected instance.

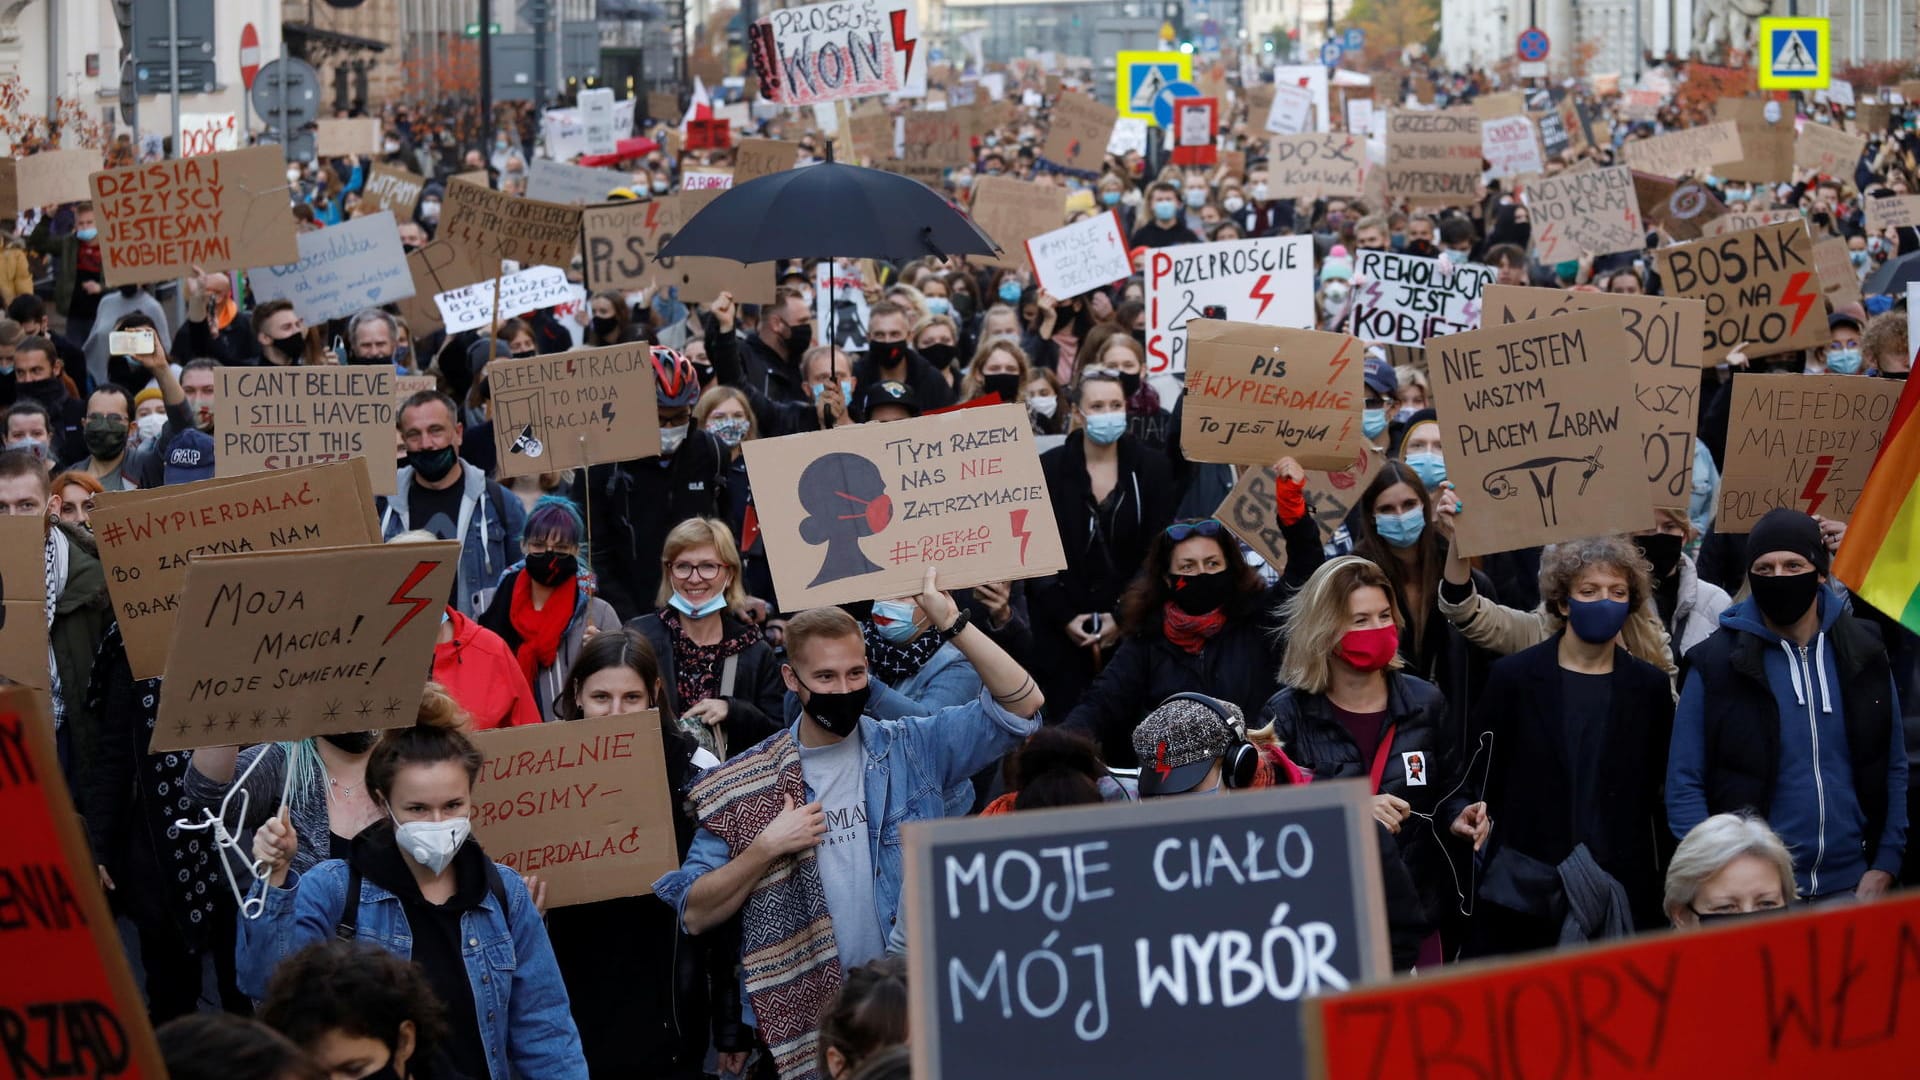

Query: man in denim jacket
<box><xmin>653</xmin><ymin>568</ymin><xmax>1043</xmax><ymax>1078</ymax></box>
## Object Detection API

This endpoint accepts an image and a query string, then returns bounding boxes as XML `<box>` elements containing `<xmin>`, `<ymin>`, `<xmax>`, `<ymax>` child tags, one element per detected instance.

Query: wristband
<box><xmin>936</xmin><ymin>608</ymin><xmax>971</xmax><ymax>642</ymax></box>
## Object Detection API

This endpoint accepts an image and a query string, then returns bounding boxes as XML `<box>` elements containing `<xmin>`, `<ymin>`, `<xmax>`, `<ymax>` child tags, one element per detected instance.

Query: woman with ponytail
<box><xmin>239</xmin><ymin>686</ymin><xmax>588</xmax><ymax>1080</ymax></box>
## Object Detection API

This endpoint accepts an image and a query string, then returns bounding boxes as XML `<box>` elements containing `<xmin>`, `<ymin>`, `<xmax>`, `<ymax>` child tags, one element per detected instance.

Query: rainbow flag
<box><xmin>1834</xmin><ymin>377</ymin><xmax>1920</xmax><ymax>631</ymax></box>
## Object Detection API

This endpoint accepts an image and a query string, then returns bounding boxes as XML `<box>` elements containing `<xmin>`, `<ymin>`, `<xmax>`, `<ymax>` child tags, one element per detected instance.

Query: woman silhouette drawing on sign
<box><xmin>798</xmin><ymin>452</ymin><xmax>893</xmax><ymax>587</ymax></box>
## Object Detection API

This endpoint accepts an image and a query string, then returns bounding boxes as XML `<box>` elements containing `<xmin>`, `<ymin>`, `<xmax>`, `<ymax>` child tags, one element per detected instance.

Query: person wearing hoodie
<box><xmin>1667</xmin><ymin>508</ymin><xmax>1907</xmax><ymax>901</ymax></box>
<box><xmin>380</xmin><ymin>389</ymin><xmax>526</xmax><ymax>617</ymax></box>
<box><xmin>479</xmin><ymin>497</ymin><xmax>621</xmax><ymax>723</ymax></box>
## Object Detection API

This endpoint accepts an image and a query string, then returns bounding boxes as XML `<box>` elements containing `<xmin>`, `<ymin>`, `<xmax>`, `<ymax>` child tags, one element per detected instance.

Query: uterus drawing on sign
<box><xmin>1482</xmin><ymin>447</ymin><xmax>1605</xmax><ymax>529</ymax></box>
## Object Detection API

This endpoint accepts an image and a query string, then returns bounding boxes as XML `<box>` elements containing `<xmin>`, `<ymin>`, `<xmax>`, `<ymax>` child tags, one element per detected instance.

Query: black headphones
<box><xmin>1160</xmin><ymin>692</ymin><xmax>1259</xmax><ymax>790</ymax></box>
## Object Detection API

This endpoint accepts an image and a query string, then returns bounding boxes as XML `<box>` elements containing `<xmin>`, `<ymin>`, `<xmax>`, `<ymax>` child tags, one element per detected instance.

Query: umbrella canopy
<box><xmin>1863</xmin><ymin>250</ymin><xmax>1920</xmax><ymax>296</ymax></box>
<box><xmin>657</xmin><ymin>147</ymin><xmax>1000</xmax><ymax>264</ymax></box>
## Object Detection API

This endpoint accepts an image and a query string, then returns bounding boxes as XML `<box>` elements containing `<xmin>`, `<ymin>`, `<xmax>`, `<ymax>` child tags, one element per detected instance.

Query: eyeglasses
<box><xmin>1164</xmin><ymin>519</ymin><xmax>1226</xmax><ymax>542</ymax></box>
<box><xmin>671</xmin><ymin>560</ymin><xmax>726</xmax><ymax>581</ymax></box>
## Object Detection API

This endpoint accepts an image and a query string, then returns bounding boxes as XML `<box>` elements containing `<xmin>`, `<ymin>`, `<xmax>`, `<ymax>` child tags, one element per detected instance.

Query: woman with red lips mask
<box><xmin>1256</xmin><ymin>555</ymin><xmax>1487</xmax><ymax>961</ymax></box>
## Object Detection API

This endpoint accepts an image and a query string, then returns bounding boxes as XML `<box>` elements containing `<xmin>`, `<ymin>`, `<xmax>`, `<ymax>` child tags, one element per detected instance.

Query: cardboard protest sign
<box><xmin>1479</xmin><ymin>114</ymin><xmax>1543</xmax><ymax>179</ymax></box>
<box><xmin>1349</xmin><ymin>249</ymin><xmax>1494</xmax><ymax>348</ymax></box>
<box><xmin>579</xmin><ymin>87</ymin><xmax>618</xmax><ymax>154</ymax></box>
<box><xmin>1180</xmin><ymin>319</ymin><xmax>1366</xmax><ymax>469</ymax></box>
<box><xmin>216</xmin><ymin>368</ymin><xmax>397</xmax><ymax>495</ymax></box>
<box><xmin>178</xmin><ymin>112</ymin><xmax>240</xmax><ymax>157</ymax></box>
<box><xmin>397</xmin><ymin>240</ymin><xmax>492</xmax><ymax>340</ymax></box>
<box><xmin>1865</xmin><ymin>194</ymin><xmax>1920</xmax><ymax>231</ymax></box>
<box><xmin>1217</xmin><ymin>449</ymin><xmax>1390</xmax><ymax>561</ymax></box>
<box><xmin>541</xmin><ymin>107</ymin><xmax>589</xmax><ymax>160</ymax></box>
<box><xmin>361</xmin><ymin>163</ymin><xmax>426</xmax><ymax>219</ymax></box>
<box><xmin>1633</xmin><ymin>171</ymin><xmax>1726</xmax><ymax>241</ymax></box>
<box><xmin>1715</xmin><ymin>98</ymin><xmax>1793</xmax><ymax>184</ymax></box>
<box><xmin>1144</xmin><ymin>236</ymin><xmax>1316</xmax><ymax>378</ymax></box>
<box><xmin>1813</xmin><ymin>237</ymin><xmax>1864</xmax><ymax>309</ymax></box>
<box><xmin>1272</xmin><ymin>65</ymin><xmax>1331</xmax><ymax>134</ymax></box>
<box><xmin>1306</xmin><ymin>894</ymin><xmax>1920</xmax><ymax>1080</ymax></box>
<box><xmin>1106</xmin><ymin>116</ymin><xmax>1148</xmax><ymax>158</ymax></box>
<box><xmin>646</xmin><ymin>90</ymin><xmax>680</xmax><ymax>123</ymax></box>
<box><xmin>470</xmin><ymin>711</ymin><xmax>678</xmax><ymax>907</ymax></box>
<box><xmin>0</xmin><ymin>515</ymin><xmax>49</xmax><ymax>690</ymax></box>
<box><xmin>1429</xmin><ymin>308</ymin><xmax>1653</xmax><ymax>557</ymax></box>
<box><xmin>525</xmin><ymin>159</ymin><xmax>630</xmax><ymax>205</ymax></box>
<box><xmin>1701</xmin><ymin>207</ymin><xmax>1803</xmax><ymax>237</ymax></box>
<box><xmin>749</xmin><ymin>0</ymin><xmax>916</xmax><ymax>106</ymax></box>
<box><xmin>1525</xmin><ymin>165</ymin><xmax>1643</xmax><ymax>263</ymax></box>
<box><xmin>316</xmin><ymin>117</ymin><xmax>381</xmax><ymax>158</ymax></box>
<box><xmin>486</xmin><ymin>342</ymin><xmax>663</xmax><ymax>479</ymax></box>
<box><xmin>91</xmin><ymin>460</ymin><xmax>382</xmax><ymax>680</ymax></box>
<box><xmin>687</xmin><ymin>118</ymin><xmax>731</xmax><ymax>151</ymax></box>
<box><xmin>1796</xmin><ymin>121</ymin><xmax>1867</xmax><ymax>177</ymax></box>
<box><xmin>0</xmin><ymin>689</ymin><xmax>168</xmax><ymax>1080</ymax></box>
<box><xmin>1265</xmin><ymin>82</ymin><xmax>1315</xmax><ymax>135</ymax></box>
<box><xmin>438</xmin><ymin>178</ymin><xmax>582</xmax><ymax>276</ymax></box>
<box><xmin>1383</xmin><ymin>109</ymin><xmax>1481</xmax><ymax>208</ymax></box>
<box><xmin>906</xmin><ymin>783</ymin><xmax>1387</xmax><ymax>1080</ymax></box>
<box><xmin>967</xmin><ymin>176</ymin><xmax>1065</xmax><ymax>272</ymax></box>
<box><xmin>1619</xmin><ymin>121</ymin><xmax>1743</xmax><ymax>178</ymax></box>
<box><xmin>248</xmin><ymin>210</ymin><xmax>415</xmax><ymax>328</ymax></box>
<box><xmin>90</xmin><ymin>146</ymin><xmax>298</xmax><ymax>287</ymax></box>
<box><xmin>434</xmin><ymin>265</ymin><xmax>577</xmax><ymax>334</ymax></box>
<box><xmin>656</xmin><ymin>187</ymin><xmax>779</xmax><ymax>304</ymax></box>
<box><xmin>1026</xmin><ymin>211</ymin><xmax>1131</xmax><ymax>299</ymax></box>
<box><xmin>849</xmin><ymin>108</ymin><xmax>896</xmax><ymax>162</ymax></box>
<box><xmin>151</xmin><ymin>542</ymin><xmax>457</xmax><ymax>752</ymax></box>
<box><xmin>1654</xmin><ymin>220</ymin><xmax>1825</xmax><ymax>360</ymax></box>
<box><xmin>901</xmin><ymin>110</ymin><xmax>968</xmax><ymax>173</ymax></box>
<box><xmin>742</xmin><ymin>403</ymin><xmax>1066</xmax><ymax>607</ymax></box>
<box><xmin>1268</xmin><ymin>133</ymin><xmax>1365</xmax><ymax>200</ymax></box>
<box><xmin>1473</xmin><ymin>91</ymin><xmax>1526</xmax><ymax>118</ymax></box>
<box><xmin>1484</xmin><ymin>286</ymin><xmax>1706</xmax><ymax>508</ymax></box>
<box><xmin>733</xmin><ymin>137</ymin><xmax>799</xmax><ymax>183</ymax></box>
<box><xmin>1042</xmin><ymin>91</ymin><xmax>1115</xmax><ymax>173</ymax></box>
<box><xmin>0</xmin><ymin>149</ymin><xmax>100</xmax><ymax>216</ymax></box>
<box><xmin>581</xmin><ymin>198</ymin><xmax>666</xmax><ymax>293</ymax></box>
<box><xmin>1717</xmin><ymin>373</ymin><xmax>1902</xmax><ymax>531</ymax></box>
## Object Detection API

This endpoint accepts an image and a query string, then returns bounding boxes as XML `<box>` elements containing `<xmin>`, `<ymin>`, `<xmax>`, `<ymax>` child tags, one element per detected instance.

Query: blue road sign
<box><xmin>1344</xmin><ymin>28</ymin><xmax>1364</xmax><ymax>51</ymax></box>
<box><xmin>1320</xmin><ymin>41</ymin><xmax>1343</xmax><ymax>67</ymax></box>
<box><xmin>1150</xmin><ymin>79</ymin><xmax>1202</xmax><ymax>128</ymax></box>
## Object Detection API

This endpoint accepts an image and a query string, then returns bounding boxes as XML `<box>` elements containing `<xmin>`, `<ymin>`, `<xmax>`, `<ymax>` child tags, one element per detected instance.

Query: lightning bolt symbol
<box><xmin>890</xmin><ymin>10</ymin><xmax>917</xmax><ymax>80</ymax></box>
<box><xmin>602</xmin><ymin>402</ymin><xmax>616</xmax><ymax>430</ymax></box>
<box><xmin>1154</xmin><ymin>741</ymin><xmax>1173</xmax><ymax>781</ymax></box>
<box><xmin>1801</xmin><ymin>454</ymin><xmax>1835</xmax><ymax>515</ymax></box>
<box><xmin>1537</xmin><ymin>221</ymin><xmax>1558</xmax><ymax>253</ymax></box>
<box><xmin>645</xmin><ymin>201</ymin><xmax>660</xmax><ymax>230</ymax></box>
<box><xmin>1010</xmin><ymin>509</ymin><xmax>1033</xmax><ymax>563</ymax></box>
<box><xmin>1249</xmin><ymin>274</ymin><xmax>1276</xmax><ymax>319</ymax></box>
<box><xmin>1779</xmin><ymin>271</ymin><xmax>1818</xmax><ymax>336</ymax></box>
<box><xmin>382</xmin><ymin>561</ymin><xmax>442</xmax><ymax>645</ymax></box>
<box><xmin>1327</xmin><ymin>336</ymin><xmax>1354</xmax><ymax>384</ymax></box>
<box><xmin>1067</xmin><ymin>138</ymin><xmax>1081</xmax><ymax>159</ymax></box>
<box><xmin>1362</xmin><ymin>279</ymin><xmax>1384</xmax><ymax>305</ymax></box>
<box><xmin>1340</xmin><ymin>415</ymin><xmax>1352</xmax><ymax>445</ymax></box>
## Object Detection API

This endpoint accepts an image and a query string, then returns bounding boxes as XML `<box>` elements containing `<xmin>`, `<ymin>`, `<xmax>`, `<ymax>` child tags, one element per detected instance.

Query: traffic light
<box><xmin>1163</xmin><ymin>2</ymin><xmax>1190</xmax><ymax>52</ymax></box>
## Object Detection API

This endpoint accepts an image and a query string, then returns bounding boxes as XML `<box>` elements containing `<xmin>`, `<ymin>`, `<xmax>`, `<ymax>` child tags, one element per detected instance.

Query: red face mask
<box><xmin>1335</xmin><ymin>625</ymin><xmax>1399</xmax><ymax>672</ymax></box>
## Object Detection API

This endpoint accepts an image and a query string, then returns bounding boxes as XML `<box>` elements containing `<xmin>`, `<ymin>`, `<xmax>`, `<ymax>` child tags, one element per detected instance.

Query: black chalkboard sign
<box><xmin>904</xmin><ymin>781</ymin><xmax>1387</xmax><ymax>1080</ymax></box>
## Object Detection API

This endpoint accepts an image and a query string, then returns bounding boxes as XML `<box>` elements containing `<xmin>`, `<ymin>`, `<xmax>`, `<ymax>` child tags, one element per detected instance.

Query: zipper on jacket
<box><xmin>1800</xmin><ymin>643</ymin><xmax>1827</xmax><ymax>896</ymax></box>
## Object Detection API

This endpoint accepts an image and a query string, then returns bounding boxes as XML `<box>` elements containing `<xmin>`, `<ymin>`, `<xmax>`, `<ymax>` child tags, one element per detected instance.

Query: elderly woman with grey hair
<box><xmin>1665</xmin><ymin>813</ymin><xmax>1797</xmax><ymax>928</ymax></box>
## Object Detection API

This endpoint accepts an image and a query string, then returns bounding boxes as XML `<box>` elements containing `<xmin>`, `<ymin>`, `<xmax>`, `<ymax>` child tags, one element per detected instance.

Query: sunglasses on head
<box><xmin>1164</xmin><ymin>519</ymin><xmax>1226</xmax><ymax>542</ymax></box>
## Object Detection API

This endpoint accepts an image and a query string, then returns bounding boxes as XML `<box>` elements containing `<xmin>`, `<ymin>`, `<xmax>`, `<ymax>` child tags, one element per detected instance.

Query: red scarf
<box><xmin>1161</xmin><ymin>602</ymin><xmax>1228</xmax><ymax>654</ymax></box>
<box><xmin>510</xmin><ymin>571</ymin><xmax>575</xmax><ymax>687</ymax></box>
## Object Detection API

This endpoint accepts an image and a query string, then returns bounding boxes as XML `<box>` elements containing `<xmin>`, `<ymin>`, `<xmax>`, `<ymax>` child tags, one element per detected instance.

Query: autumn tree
<box><xmin>1347</xmin><ymin>0</ymin><xmax>1440</xmax><ymax>61</ymax></box>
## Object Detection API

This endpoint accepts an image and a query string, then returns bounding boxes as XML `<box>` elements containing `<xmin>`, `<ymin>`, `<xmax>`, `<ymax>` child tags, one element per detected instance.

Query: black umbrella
<box><xmin>1863</xmin><ymin>250</ymin><xmax>1920</xmax><ymax>296</ymax></box>
<box><xmin>658</xmin><ymin>143</ymin><xmax>1001</xmax><ymax>264</ymax></box>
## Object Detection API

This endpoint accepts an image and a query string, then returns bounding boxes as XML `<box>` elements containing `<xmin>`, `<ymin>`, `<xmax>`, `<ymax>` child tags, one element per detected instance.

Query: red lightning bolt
<box><xmin>1010</xmin><ymin>509</ymin><xmax>1033</xmax><ymax>563</ymax></box>
<box><xmin>890</xmin><ymin>11</ymin><xmax>917</xmax><ymax>80</ymax></box>
<box><xmin>1154</xmin><ymin>741</ymin><xmax>1173</xmax><ymax>781</ymax></box>
<box><xmin>1780</xmin><ymin>271</ymin><xmax>1818</xmax><ymax>336</ymax></box>
<box><xmin>1327</xmin><ymin>336</ymin><xmax>1355</xmax><ymax>384</ymax></box>
<box><xmin>1362</xmin><ymin>279</ymin><xmax>1384</xmax><ymax>305</ymax></box>
<box><xmin>382</xmin><ymin>561</ymin><xmax>442</xmax><ymax>645</ymax></box>
<box><xmin>1801</xmin><ymin>455</ymin><xmax>1835</xmax><ymax>515</ymax></box>
<box><xmin>1249</xmin><ymin>274</ymin><xmax>1276</xmax><ymax>319</ymax></box>
<box><xmin>1537</xmin><ymin>221</ymin><xmax>1558</xmax><ymax>256</ymax></box>
<box><xmin>645</xmin><ymin>201</ymin><xmax>660</xmax><ymax>230</ymax></box>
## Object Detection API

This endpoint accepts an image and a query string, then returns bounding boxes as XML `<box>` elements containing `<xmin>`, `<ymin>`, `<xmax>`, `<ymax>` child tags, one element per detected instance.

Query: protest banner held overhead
<box><xmin>90</xmin><ymin>146</ymin><xmax>299</xmax><ymax>288</ymax></box>
<box><xmin>1041</xmin><ymin>90</ymin><xmax>1117</xmax><ymax>173</ymax></box>
<box><xmin>361</xmin><ymin>163</ymin><xmax>426</xmax><ymax>219</ymax></box>
<box><xmin>0</xmin><ymin>149</ymin><xmax>99</xmax><ymax>216</ymax></box>
<box><xmin>469</xmin><ymin>711</ymin><xmax>679</xmax><ymax>908</ymax></box>
<box><xmin>1525</xmin><ymin>165</ymin><xmax>1644</xmax><ymax>264</ymax></box>
<box><xmin>486</xmin><ymin>342</ymin><xmax>664</xmax><ymax>480</ymax></box>
<box><xmin>1479</xmin><ymin>113</ymin><xmax>1544</xmax><ymax>179</ymax></box>
<box><xmin>152</xmin><ymin>541</ymin><xmax>460</xmax><ymax>752</ymax></box>
<box><xmin>905</xmin><ymin>783</ymin><xmax>1388</xmax><ymax>1080</ymax></box>
<box><xmin>1384</xmin><ymin>109</ymin><xmax>1481</xmax><ymax>207</ymax></box>
<box><xmin>1619</xmin><ymin>120</ymin><xmax>1744</xmax><ymax>179</ymax></box>
<box><xmin>581</xmin><ymin>198</ymin><xmax>667</xmax><ymax>293</ymax></box>
<box><xmin>748</xmin><ymin>0</ymin><xmax>923</xmax><ymax>106</ymax></box>
<box><xmin>1215</xmin><ymin>451</ymin><xmax>1390</xmax><ymax>567</ymax></box>
<box><xmin>742</xmin><ymin>403</ymin><xmax>1066</xmax><ymax>608</ymax></box>
<box><xmin>437</xmin><ymin>177</ymin><xmax>583</xmax><ymax>279</ymax></box>
<box><xmin>1144</xmin><ymin>235</ymin><xmax>1316</xmax><ymax>377</ymax></box>
<box><xmin>1026</xmin><ymin>211</ymin><xmax>1132</xmax><ymax>300</ymax></box>
<box><xmin>1654</xmin><ymin>219</ymin><xmax>1826</xmax><ymax>359</ymax></box>
<box><xmin>1179</xmin><ymin>319</ymin><xmax>1366</xmax><ymax>469</ymax></box>
<box><xmin>525</xmin><ymin>159</ymin><xmax>631</xmax><ymax>205</ymax></box>
<box><xmin>967</xmin><ymin>176</ymin><xmax>1066</xmax><ymax>272</ymax></box>
<box><xmin>1429</xmin><ymin>308</ymin><xmax>1654</xmax><ymax>557</ymax></box>
<box><xmin>434</xmin><ymin>265</ymin><xmax>578</xmax><ymax>333</ymax></box>
<box><xmin>1348</xmin><ymin>249</ymin><xmax>1494</xmax><ymax>348</ymax></box>
<box><xmin>216</xmin><ymin>367</ymin><xmax>398</xmax><ymax>495</ymax></box>
<box><xmin>1717</xmin><ymin>373</ymin><xmax>1902</xmax><ymax>532</ymax></box>
<box><xmin>733</xmin><ymin>137</ymin><xmax>801</xmax><ymax>183</ymax></box>
<box><xmin>248</xmin><ymin>210</ymin><xmax>415</xmax><ymax>328</ymax></box>
<box><xmin>1268</xmin><ymin>134</ymin><xmax>1365</xmax><ymax>200</ymax></box>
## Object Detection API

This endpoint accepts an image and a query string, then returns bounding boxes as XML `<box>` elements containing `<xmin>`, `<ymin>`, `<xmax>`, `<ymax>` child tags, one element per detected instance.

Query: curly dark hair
<box><xmin>157</xmin><ymin>1014</ymin><xmax>323</xmax><ymax>1080</ymax></box>
<box><xmin>260</xmin><ymin>939</ymin><xmax>451</xmax><ymax>1060</ymax></box>
<box><xmin>1009</xmin><ymin>727</ymin><xmax>1108</xmax><ymax>810</ymax></box>
<box><xmin>1117</xmin><ymin>519</ymin><xmax>1265</xmax><ymax>636</ymax></box>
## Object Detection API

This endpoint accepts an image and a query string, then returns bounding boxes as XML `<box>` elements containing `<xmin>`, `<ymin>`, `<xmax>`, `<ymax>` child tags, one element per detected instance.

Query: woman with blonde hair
<box><xmin>626</xmin><ymin>517</ymin><xmax>783</xmax><ymax>756</ymax></box>
<box><xmin>912</xmin><ymin>312</ymin><xmax>963</xmax><ymax>392</ymax></box>
<box><xmin>1664</xmin><ymin>814</ymin><xmax>1797</xmax><ymax>928</ymax></box>
<box><xmin>959</xmin><ymin>336</ymin><xmax>1032</xmax><ymax>407</ymax></box>
<box><xmin>1257</xmin><ymin>555</ymin><xmax>1485</xmax><ymax>960</ymax></box>
<box><xmin>692</xmin><ymin>383</ymin><xmax>775</xmax><ymax>603</ymax></box>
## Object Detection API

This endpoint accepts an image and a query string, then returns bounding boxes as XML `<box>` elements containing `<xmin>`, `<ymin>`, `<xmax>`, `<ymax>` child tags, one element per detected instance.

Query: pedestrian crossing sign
<box><xmin>1116</xmin><ymin>50</ymin><xmax>1192</xmax><ymax>125</ymax></box>
<box><xmin>1757</xmin><ymin>17</ymin><xmax>1829</xmax><ymax>90</ymax></box>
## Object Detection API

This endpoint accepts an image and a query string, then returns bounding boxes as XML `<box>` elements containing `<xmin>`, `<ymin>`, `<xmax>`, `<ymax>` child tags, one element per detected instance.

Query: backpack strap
<box><xmin>485</xmin><ymin>860</ymin><xmax>511</xmax><ymax>915</ymax></box>
<box><xmin>335</xmin><ymin>861</ymin><xmax>363</xmax><ymax>940</ymax></box>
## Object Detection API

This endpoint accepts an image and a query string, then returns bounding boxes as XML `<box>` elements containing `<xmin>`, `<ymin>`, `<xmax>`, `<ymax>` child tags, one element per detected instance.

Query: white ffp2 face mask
<box><xmin>391</xmin><ymin>813</ymin><xmax>471</xmax><ymax>874</ymax></box>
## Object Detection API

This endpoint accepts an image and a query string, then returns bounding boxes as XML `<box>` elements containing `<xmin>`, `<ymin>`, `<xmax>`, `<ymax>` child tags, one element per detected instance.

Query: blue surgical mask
<box><xmin>1101</xmin><ymin>190</ymin><xmax>1122</xmax><ymax>206</ymax></box>
<box><xmin>1152</xmin><ymin>201</ymin><xmax>1178</xmax><ymax>222</ymax></box>
<box><xmin>1849</xmin><ymin>250</ymin><xmax>1870</xmax><ymax>269</ymax></box>
<box><xmin>926</xmin><ymin>296</ymin><xmax>951</xmax><ymax>316</ymax></box>
<box><xmin>1084</xmin><ymin>411</ymin><xmax>1128</xmax><ymax>445</ymax></box>
<box><xmin>998</xmin><ymin>281</ymin><xmax>1022</xmax><ymax>304</ymax></box>
<box><xmin>76</xmin><ymin>227</ymin><xmax>98</xmax><ymax>242</ymax></box>
<box><xmin>1406</xmin><ymin>451</ymin><xmax>1448</xmax><ymax>489</ymax></box>
<box><xmin>1827</xmin><ymin>347</ymin><xmax>1863</xmax><ymax>374</ymax></box>
<box><xmin>1725</xmin><ymin>187</ymin><xmax>1751</xmax><ymax>203</ymax></box>
<box><xmin>871</xmin><ymin>599</ymin><xmax>921</xmax><ymax>643</ymax></box>
<box><xmin>1373</xmin><ymin>508</ymin><xmax>1427</xmax><ymax>549</ymax></box>
<box><xmin>1566</xmin><ymin>597</ymin><xmax>1631</xmax><ymax>644</ymax></box>
<box><xmin>1362</xmin><ymin>408</ymin><xmax>1388</xmax><ymax>439</ymax></box>
<box><xmin>669</xmin><ymin>590</ymin><xmax>730</xmax><ymax>618</ymax></box>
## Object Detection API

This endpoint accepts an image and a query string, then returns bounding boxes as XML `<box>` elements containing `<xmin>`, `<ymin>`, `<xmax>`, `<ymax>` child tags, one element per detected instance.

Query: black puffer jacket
<box><xmin>575</xmin><ymin>432</ymin><xmax>728</xmax><ymax>621</ymax></box>
<box><xmin>628</xmin><ymin>611</ymin><xmax>785</xmax><ymax>745</ymax></box>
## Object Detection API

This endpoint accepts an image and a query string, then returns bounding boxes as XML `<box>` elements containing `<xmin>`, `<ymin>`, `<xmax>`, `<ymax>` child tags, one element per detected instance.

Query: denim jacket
<box><xmin>237</xmin><ymin>859</ymin><xmax>588</xmax><ymax>1080</ymax></box>
<box><xmin>655</xmin><ymin>687</ymin><xmax>1037</xmax><ymax>951</ymax></box>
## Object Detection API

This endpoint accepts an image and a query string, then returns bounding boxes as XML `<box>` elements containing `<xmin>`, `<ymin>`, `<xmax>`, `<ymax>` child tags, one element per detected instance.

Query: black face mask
<box><xmin>1635</xmin><ymin>532</ymin><xmax>1684</xmax><ymax>581</ymax></box>
<box><xmin>782</xmin><ymin>321</ymin><xmax>814</xmax><ymax>357</ymax></box>
<box><xmin>405</xmin><ymin>446</ymin><xmax>458</xmax><ymax>482</ymax></box>
<box><xmin>1117</xmin><ymin>372</ymin><xmax>1142</xmax><ymax>399</ymax></box>
<box><xmin>920</xmin><ymin>342</ymin><xmax>959</xmax><ymax>370</ymax></box>
<box><xmin>1405</xmin><ymin>239</ymin><xmax>1439</xmax><ymax>258</ymax></box>
<box><xmin>511</xmin><ymin>348</ymin><xmax>538</xmax><ymax>359</ymax></box>
<box><xmin>358</xmin><ymin>1048</ymin><xmax>404</xmax><ymax>1080</ymax></box>
<box><xmin>981</xmin><ymin>372</ymin><xmax>1021</xmax><ymax>403</ymax></box>
<box><xmin>871</xmin><ymin>340</ymin><xmax>907</xmax><ymax>368</ymax></box>
<box><xmin>1748</xmin><ymin>570</ymin><xmax>1821</xmax><ymax>628</ymax></box>
<box><xmin>802</xmin><ymin>683</ymin><xmax>870</xmax><ymax>737</ymax></box>
<box><xmin>1128</xmin><ymin>327</ymin><xmax>1147</xmax><ymax>348</ymax></box>
<box><xmin>1168</xmin><ymin>568</ymin><xmax>1234</xmax><ymax>615</ymax></box>
<box><xmin>525</xmin><ymin>550</ymin><xmax>578</xmax><ymax>587</ymax></box>
<box><xmin>268</xmin><ymin>331</ymin><xmax>304</xmax><ymax>359</ymax></box>
<box><xmin>591</xmin><ymin>315</ymin><xmax>619</xmax><ymax>337</ymax></box>
<box><xmin>321</xmin><ymin>731</ymin><xmax>379</xmax><ymax>754</ymax></box>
